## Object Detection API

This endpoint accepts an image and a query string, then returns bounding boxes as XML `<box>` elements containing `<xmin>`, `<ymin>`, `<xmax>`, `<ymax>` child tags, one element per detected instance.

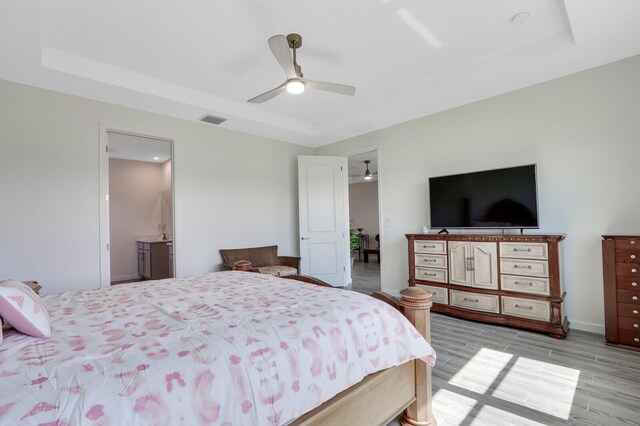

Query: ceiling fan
<box><xmin>247</xmin><ymin>33</ymin><xmax>356</xmax><ymax>103</ymax></box>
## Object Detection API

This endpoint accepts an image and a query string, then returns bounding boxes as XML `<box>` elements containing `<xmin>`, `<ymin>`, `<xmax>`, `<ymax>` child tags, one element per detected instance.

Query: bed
<box><xmin>0</xmin><ymin>272</ymin><xmax>437</xmax><ymax>425</ymax></box>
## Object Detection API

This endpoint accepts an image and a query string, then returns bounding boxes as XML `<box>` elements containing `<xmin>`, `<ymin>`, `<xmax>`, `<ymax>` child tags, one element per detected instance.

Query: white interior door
<box><xmin>298</xmin><ymin>156</ymin><xmax>348</xmax><ymax>287</ymax></box>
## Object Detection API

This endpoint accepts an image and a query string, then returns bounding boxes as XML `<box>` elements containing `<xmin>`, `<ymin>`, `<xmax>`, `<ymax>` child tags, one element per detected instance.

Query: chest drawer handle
<box><xmin>634</xmin><ymin>324</ymin><xmax>639</xmax><ymax>328</ymax></box>
<box><xmin>634</xmin><ymin>310</ymin><xmax>639</xmax><ymax>315</ymax></box>
<box><xmin>635</xmin><ymin>338</ymin><xmax>640</xmax><ymax>343</ymax></box>
<box><xmin>422</xmin><ymin>245</ymin><xmax>436</xmax><ymax>248</ymax></box>
<box><xmin>514</xmin><ymin>281</ymin><xmax>534</xmax><ymax>287</ymax></box>
<box><xmin>631</xmin><ymin>240</ymin><xmax>636</xmax><ymax>245</ymax></box>
<box><xmin>423</xmin><ymin>272</ymin><xmax>437</xmax><ymax>277</ymax></box>
<box><xmin>463</xmin><ymin>297</ymin><xmax>479</xmax><ymax>303</ymax></box>
<box><xmin>513</xmin><ymin>265</ymin><xmax>533</xmax><ymax>269</ymax></box>
<box><xmin>423</xmin><ymin>258</ymin><xmax>436</xmax><ymax>262</ymax></box>
<box><xmin>513</xmin><ymin>248</ymin><xmax>532</xmax><ymax>252</ymax></box>
<box><xmin>514</xmin><ymin>303</ymin><xmax>534</xmax><ymax>310</ymax></box>
<box><xmin>632</xmin><ymin>255</ymin><xmax>637</xmax><ymax>259</ymax></box>
<box><xmin>633</xmin><ymin>282</ymin><xmax>638</xmax><ymax>287</ymax></box>
<box><xmin>633</xmin><ymin>296</ymin><xmax>639</xmax><ymax>301</ymax></box>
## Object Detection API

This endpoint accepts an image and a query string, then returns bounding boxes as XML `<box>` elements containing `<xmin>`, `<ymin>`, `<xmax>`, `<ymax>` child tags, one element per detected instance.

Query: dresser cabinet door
<box><xmin>449</xmin><ymin>241</ymin><xmax>471</xmax><ymax>286</ymax></box>
<box><xmin>471</xmin><ymin>242</ymin><xmax>498</xmax><ymax>289</ymax></box>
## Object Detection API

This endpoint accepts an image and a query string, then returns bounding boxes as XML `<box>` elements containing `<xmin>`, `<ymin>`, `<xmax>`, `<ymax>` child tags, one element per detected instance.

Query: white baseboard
<box><xmin>111</xmin><ymin>274</ymin><xmax>140</xmax><ymax>283</ymax></box>
<box><xmin>568</xmin><ymin>319</ymin><xmax>605</xmax><ymax>335</ymax></box>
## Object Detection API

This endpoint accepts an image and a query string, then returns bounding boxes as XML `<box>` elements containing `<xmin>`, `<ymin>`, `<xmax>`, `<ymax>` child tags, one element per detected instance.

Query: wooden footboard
<box><xmin>282</xmin><ymin>275</ymin><xmax>436</xmax><ymax>426</ymax></box>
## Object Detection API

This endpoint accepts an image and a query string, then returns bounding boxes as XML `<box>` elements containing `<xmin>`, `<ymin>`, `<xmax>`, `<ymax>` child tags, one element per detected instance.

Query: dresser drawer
<box><xmin>617</xmin><ymin>290</ymin><xmax>640</xmax><ymax>304</ymax></box>
<box><xmin>619</xmin><ymin>316</ymin><xmax>640</xmax><ymax>331</ymax></box>
<box><xmin>415</xmin><ymin>254</ymin><xmax>447</xmax><ymax>269</ymax></box>
<box><xmin>500</xmin><ymin>259</ymin><xmax>549</xmax><ymax>278</ymax></box>
<box><xmin>616</xmin><ymin>263</ymin><xmax>640</xmax><ymax>277</ymax></box>
<box><xmin>416</xmin><ymin>284</ymin><xmax>449</xmax><ymax>305</ymax></box>
<box><xmin>618</xmin><ymin>330</ymin><xmax>640</xmax><ymax>348</ymax></box>
<box><xmin>615</xmin><ymin>249</ymin><xmax>640</xmax><ymax>264</ymax></box>
<box><xmin>502</xmin><ymin>296</ymin><xmax>551</xmax><ymax>322</ymax></box>
<box><xmin>414</xmin><ymin>240</ymin><xmax>446</xmax><ymax>254</ymax></box>
<box><xmin>501</xmin><ymin>274</ymin><xmax>550</xmax><ymax>296</ymax></box>
<box><xmin>500</xmin><ymin>242</ymin><xmax>548</xmax><ymax>260</ymax></box>
<box><xmin>616</xmin><ymin>276</ymin><xmax>640</xmax><ymax>290</ymax></box>
<box><xmin>615</xmin><ymin>239</ymin><xmax>640</xmax><ymax>250</ymax></box>
<box><xmin>415</xmin><ymin>267</ymin><xmax>448</xmax><ymax>283</ymax></box>
<box><xmin>450</xmin><ymin>290</ymin><xmax>499</xmax><ymax>313</ymax></box>
<box><xmin>618</xmin><ymin>303</ymin><xmax>640</xmax><ymax>318</ymax></box>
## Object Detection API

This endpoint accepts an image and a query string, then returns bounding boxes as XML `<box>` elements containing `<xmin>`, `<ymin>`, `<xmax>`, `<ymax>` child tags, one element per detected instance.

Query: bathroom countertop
<box><xmin>136</xmin><ymin>236</ymin><xmax>173</xmax><ymax>244</ymax></box>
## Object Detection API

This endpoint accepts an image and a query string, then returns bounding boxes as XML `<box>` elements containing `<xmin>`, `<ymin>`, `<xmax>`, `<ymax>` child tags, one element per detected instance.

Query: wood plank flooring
<box><xmin>384</xmin><ymin>314</ymin><xmax>640</xmax><ymax>426</ymax></box>
<box><xmin>346</xmin><ymin>266</ymin><xmax>640</xmax><ymax>425</ymax></box>
<box><xmin>350</xmin><ymin>257</ymin><xmax>381</xmax><ymax>295</ymax></box>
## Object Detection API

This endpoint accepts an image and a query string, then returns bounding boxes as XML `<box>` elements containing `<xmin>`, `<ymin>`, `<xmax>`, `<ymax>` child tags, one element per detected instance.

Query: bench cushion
<box><xmin>256</xmin><ymin>265</ymin><xmax>298</xmax><ymax>277</ymax></box>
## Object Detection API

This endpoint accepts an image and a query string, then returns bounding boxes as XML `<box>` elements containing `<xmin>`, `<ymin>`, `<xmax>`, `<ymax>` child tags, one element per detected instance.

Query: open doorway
<box><xmin>106</xmin><ymin>131</ymin><xmax>174</xmax><ymax>285</ymax></box>
<box><xmin>347</xmin><ymin>150</ymin><xmax>381</xmax><ymax>294</ymax></box>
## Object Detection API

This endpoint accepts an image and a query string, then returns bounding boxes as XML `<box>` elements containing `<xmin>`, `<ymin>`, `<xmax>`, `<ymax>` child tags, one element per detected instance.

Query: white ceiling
<box><xmin>1</xmin><ymin>1</ymin><xmax>639</xmax><ymax>147</ymax></box>
<box><xmin>108</xmin><ymin>132</ymin><xmax>172</xmax><ymax>163</ymax></box>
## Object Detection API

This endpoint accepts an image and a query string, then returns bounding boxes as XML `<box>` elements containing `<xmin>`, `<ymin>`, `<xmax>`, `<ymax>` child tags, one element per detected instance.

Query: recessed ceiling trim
<box><xmin>40</xmin><ymin>46</ymin><xmax>313</xmax><ymax>135</ymax></box>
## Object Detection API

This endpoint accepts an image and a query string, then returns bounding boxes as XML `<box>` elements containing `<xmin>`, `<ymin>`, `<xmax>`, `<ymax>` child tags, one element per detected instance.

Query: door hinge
<box><xmin>341</xmin><ymin>166</ymin><xmax>343</xmax><ymax>171</ymax></box>
<box><xmin>106</xmin><ymin>243</ymin><xmax>110</xmax><ymax>250</ymax></box>
<box><xmin>106</xmin><ymin>145</ymin><xmax>109</xmax><ymax>153</ymax></box>
<box><xmin>343</xmin><ymin>266</ymin><xmax>346</xmax><ymax>271</ymax></box>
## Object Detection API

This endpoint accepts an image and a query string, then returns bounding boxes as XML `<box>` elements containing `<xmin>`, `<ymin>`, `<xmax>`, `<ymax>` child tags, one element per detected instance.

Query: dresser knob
<box><xmin>633</xmin><ymin>282</ymin><xmax>638</xmax><ymax>287</ymax></box>
<box><xmin>634</xmin><ymin>310</ymin><xmax>639</xmax><ymax>315</ymax></box>
<box><xmin>631</xmin><ymin>240</ymin><xmax>636</xmax><ymax>245</ymax></box>
<box><xmin>635</xmin><ymin>324</ymin><xmax>639</xmax><ymax>328</ymax></box>
<box><xmin>632</xmin><ymin>255</ymin><xmax>637</xmax><ymax>259</ymax></box>
<box><xmin>634</xmin><ymin>296</ymin><xmax>639</xmax><ymax>301</ymax></box>
<box><xmin>635</xmin><ymin>338</ymin><xmax>640</xmax><ymax>343</ymax></box>
<box><xmin>633</xmin><ymin>269</ymin><xmax>638</xmax><ymax>273</ymax></box>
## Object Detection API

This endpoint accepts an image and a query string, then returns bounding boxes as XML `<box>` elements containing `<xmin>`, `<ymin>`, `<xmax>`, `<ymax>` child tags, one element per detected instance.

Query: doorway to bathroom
<box><xmin>100</xmin><ymin>130</ymin><xmax>174</xmax><ymax>285</ymax></box>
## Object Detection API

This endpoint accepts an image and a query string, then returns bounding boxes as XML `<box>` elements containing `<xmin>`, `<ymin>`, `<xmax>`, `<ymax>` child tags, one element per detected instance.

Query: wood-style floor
<box><xmin>347</xmin><ymin>263</ymin><xmax>640</xmax><ymax>425</ymax></box>
<box><xmin>350</xmin><ymin>257</ymin><xmax>381</xmax><ymax>295</ymax></box>
<box><xmin>419</xmin><ymin>314</ymin><xmax>640</xmax><ymax>426</ymax></box>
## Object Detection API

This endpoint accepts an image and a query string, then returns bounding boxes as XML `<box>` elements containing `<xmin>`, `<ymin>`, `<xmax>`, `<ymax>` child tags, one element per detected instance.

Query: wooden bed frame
<box><xmin>282</xmin><ymin>275</ymin><xmax>436</xmax><ymax>426</ymax></box>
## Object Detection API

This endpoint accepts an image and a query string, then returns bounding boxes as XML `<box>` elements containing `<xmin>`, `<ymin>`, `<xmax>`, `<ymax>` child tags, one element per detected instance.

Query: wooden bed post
<box><xmin>399</xmin><ymin>287</ymin><xmax>436</xmax><ymax>426</ymax></box>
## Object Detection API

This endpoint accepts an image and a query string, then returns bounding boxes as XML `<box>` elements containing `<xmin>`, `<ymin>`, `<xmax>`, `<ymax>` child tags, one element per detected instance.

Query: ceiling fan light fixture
<box><xmin>364</xmin><ymin>160</ymin><xmax>372</xmax><ymax>180</ymax></box>
<box><xmin>286</xmin><ymin>79</ymin><xmax>305</xmax><ymax>94</ymax></box>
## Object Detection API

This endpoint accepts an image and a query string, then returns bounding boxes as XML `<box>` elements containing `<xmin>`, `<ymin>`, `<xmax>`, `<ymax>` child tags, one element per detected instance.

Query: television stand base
<box><xmin>437</xmin><ymin>229</ymin><xmax>449</xmax><ymax>235</ymax></box>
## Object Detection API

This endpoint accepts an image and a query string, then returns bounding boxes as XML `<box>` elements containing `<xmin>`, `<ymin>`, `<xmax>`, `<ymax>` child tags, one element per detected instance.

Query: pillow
<box><xmin>0</xmin><ymin>280</ymin><xmax>50</xmax><ymax>338</ymax></box>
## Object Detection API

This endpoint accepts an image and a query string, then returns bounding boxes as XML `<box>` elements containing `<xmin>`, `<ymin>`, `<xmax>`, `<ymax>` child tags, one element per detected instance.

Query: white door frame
<box><xmin>343</xmin><ymin>145</ymin><xmax>383</xmax><ymax>286</ymax></box>
<box><xmin>98</xmin><ymin>123</ymin><xmax>176</xmax><ymax>287</ymax></box>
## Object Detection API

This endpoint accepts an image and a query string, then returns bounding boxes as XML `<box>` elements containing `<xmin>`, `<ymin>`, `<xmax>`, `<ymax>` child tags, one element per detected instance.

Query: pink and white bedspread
<box><xmin>0</xmin><ymin>271</ymin><xmax>436</xmax><ymax>425</ymax></box>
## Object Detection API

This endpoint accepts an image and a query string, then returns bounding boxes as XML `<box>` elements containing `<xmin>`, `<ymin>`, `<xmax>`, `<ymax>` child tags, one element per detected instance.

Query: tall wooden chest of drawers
<box><xmin>602</xmin><ymin>235</ymin><xmax>640</xmax><ymax>351</ymax></box>
<box><xmin>407</xmin><ymin>233</ymin><xmax>567</xmax><ymax>338</ymax></box>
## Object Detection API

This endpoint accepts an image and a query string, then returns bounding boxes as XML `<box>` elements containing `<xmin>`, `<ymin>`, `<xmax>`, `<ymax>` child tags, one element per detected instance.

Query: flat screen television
<box><xmin>429</xmin><ymin>164</ymin><xmax>538</xmax><ymax>229</ymax></box>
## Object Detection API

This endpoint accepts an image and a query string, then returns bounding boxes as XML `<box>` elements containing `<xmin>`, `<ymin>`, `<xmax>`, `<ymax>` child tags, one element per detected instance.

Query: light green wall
<box><xmin>316</xmin><ymin>55</ymin><xmax>640</xmax><ymax>333</ymax></box>
<box><xmin>0</xmin><ymin>80</ymin><xmax>312</xmax><ymax>294</ymax></box>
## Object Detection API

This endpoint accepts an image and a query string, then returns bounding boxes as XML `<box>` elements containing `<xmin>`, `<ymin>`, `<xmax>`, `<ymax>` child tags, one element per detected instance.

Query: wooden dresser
<box><xmin>602</xmin><ymin>235</ymin><xmax>640</xmax><ymax>351</ymax></box>
<box><xmin>407</xmin><ymin>233</ymin><xmax>568</xmax><ymax>338</ymax></box>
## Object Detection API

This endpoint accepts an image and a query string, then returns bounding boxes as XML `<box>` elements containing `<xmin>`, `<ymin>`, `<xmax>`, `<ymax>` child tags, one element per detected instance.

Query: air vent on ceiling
<box><xmin>200</xmin><ymin>114</ymin><xmax>227</xmax><ymax>125</ymax></box>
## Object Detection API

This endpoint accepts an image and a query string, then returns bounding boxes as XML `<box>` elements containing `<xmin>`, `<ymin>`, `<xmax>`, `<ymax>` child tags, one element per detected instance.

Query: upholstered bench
<box><xmin>220</xmin><ymin>245</ymin><xmax>301</xmax><ymax>277</ymax></box>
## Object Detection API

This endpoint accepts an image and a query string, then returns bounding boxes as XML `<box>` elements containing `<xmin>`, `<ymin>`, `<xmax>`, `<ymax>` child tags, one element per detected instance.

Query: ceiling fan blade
<box><xmin>268</xmin><ymin>35</ymin><xmax>297</xmax><ymax>79</ymax></box>
<box><xmin>304</xmin><ymin>79</ymin><xmax>356</xmax><ymax>96</ymax></box>
<box><xmin>247</xmin><ymin>83</ymin><xmax>286</xmax><ymax>103</ymax></box>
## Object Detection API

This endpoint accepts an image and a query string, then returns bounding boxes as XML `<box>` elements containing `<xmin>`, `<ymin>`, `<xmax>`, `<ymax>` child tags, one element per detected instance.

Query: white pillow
<box><xmin>0</xmin><ymin>280</ymin><xmax>50</xmax><ymax>338</ymax></box>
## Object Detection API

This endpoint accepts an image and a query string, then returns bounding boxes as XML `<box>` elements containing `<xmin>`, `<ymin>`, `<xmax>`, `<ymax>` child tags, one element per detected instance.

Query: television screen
<box><xmin>429</xmin><ymin>164</ymin><xmax>538</xmax><ymax>229</ymax></box>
